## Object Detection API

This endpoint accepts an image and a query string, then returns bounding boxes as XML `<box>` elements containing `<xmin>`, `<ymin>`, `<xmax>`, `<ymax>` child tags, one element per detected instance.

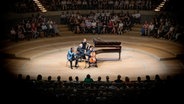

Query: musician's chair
<box><xmin>78</xmin><ymin>59</ymin><xmax>88</xmax><ymax>69</ymax></box>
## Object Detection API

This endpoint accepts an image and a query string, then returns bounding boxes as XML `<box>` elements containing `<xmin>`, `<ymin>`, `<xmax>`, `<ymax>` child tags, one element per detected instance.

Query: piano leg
<box><xmin>119</xmin><ymin>52</ymin><xmax>121</xmax><ymax>60</ymax></box>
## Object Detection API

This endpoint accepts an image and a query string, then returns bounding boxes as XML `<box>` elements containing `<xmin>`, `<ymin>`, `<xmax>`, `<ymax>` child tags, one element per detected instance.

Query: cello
<box><xmin>89</xmin><ymin>51</ymin><xmax>96</xmax><ymax>63</ymax></box>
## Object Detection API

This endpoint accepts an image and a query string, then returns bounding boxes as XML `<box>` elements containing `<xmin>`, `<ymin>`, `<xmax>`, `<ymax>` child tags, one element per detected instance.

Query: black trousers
<box><xmin>69</xmin><ymin>59</ymin><xmax>78</xmax><ymax>69</ymax></box>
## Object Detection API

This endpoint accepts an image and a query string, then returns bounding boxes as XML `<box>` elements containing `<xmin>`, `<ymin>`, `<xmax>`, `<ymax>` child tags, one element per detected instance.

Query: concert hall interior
<box><xmin>1</xmin><ymin>0</ymin><xmax>184</xmax><ymax>103</ymax></box>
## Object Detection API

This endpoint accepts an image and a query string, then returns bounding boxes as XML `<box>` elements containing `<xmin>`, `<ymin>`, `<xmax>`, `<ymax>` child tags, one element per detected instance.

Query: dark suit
<box><xmin>81</xmin><ymin>41</ymin><xmax>87</xmax><ymax>50</ymax></box>
<box><xmin>85</xmin><ymin>48</ymin><xmax>93</xmax><ymax>60</ymax></box>
<box><xmin>76</xmin><ymin>46</ymin><xmax>85</xmax><ymax>60</ymax></box>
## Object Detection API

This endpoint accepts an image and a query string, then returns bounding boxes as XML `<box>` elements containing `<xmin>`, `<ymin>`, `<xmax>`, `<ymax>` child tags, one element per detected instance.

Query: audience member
<box><xmin>84</xmin><ymin>74</ymin><xmax>94</xmax><ymax>84</ymax></box>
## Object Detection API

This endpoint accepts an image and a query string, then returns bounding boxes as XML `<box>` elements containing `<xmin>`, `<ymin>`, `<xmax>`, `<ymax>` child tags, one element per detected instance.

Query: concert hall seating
<box><xmin>93</xmin><ymin>38</ymin><xmax>122</xmax><ymax>60</ymax></box>
<box><xmin>4</xmin><ymin>73</ymin><xmax>184</xmax><ymax>104</ymax></box>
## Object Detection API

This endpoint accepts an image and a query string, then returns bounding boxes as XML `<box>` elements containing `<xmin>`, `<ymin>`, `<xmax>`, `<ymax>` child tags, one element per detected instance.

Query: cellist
<box><xmin>86</xmin><ymin>46</ymin><xmax>97</xmax><ymax>67</ymax></box>
<box><xmin>89</xmin><ymin>51</ymin><xmax>96</xmax><ymax>64</ymax></box>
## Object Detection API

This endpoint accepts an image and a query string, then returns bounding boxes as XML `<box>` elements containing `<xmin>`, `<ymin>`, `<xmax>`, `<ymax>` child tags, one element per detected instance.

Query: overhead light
<box><xmin>159</xmin><ymin>5</ymin><xmax>164</xmax><ymax>8</ymax></box>
<box><xmin>156</xmin><ymin>6</ymin><xmax>161</xmax><ymax>9</ymax></box>
<box><xmin>33</xmin><ymin>0</ymin><xmax>47</xmax><ymax>13</ymax></box>
<box><xmin>154</xmin><ymin>8</ymin><xmax>160</xmax><ymax>12</ymax></box>
<box><xmin>41</xmin><ymin>9</ymin><xmax>47</xmax><ymax>13</ymax></box>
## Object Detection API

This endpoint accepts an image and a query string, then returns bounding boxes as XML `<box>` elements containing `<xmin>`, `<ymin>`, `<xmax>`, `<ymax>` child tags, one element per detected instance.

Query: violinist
<box><xmin>81</xmin><ymin>38</ymin><xmax>87</xmax><ymax>50</ymax></box>
<box><xmin>76</xmin><ymin>43</ymin><xmax>85</xmax><ymax>61</ymax></box>
<box><xmin>67</xmin><ymin>47</ymin><xmax>78</xmax><ymax>69</ymax></box>
<box><xmin>81</xmin><ymin>38</ymin><xmax>90</xmax><ymax>59</ymax></box>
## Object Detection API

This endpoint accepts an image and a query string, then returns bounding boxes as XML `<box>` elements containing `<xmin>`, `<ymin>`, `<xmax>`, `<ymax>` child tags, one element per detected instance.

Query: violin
<box><xmin>89</xmin><ymin>51</ymin><xmax>96</xmax><ymax>63</ymax></box>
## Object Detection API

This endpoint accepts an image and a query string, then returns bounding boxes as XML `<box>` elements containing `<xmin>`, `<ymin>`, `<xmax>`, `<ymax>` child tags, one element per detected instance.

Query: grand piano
<box><xmin>93</xmin><ymin>38</ymin><xmax>122</xmax><ymax>60</ymax></box>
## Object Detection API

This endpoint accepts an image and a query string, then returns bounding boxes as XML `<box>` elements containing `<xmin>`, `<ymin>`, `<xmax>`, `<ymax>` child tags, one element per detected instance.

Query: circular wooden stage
<box><xmin>1</xmin><ymin>34</ymin><xmax>184</xmax><ymax>81</ymax></box>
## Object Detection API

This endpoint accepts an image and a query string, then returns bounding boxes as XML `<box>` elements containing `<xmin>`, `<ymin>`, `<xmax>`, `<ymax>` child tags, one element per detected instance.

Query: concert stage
<box><xmin>1</xmin><ymin>34</ymin><xmax>184</xmax><ymax>81</ymax></box>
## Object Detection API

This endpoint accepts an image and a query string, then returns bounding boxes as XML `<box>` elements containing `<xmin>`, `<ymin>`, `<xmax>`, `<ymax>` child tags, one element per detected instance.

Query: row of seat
<box><xmin>2</xmin><ymin>73</ymin><xmax>184</xmax><ymax>104</ymax></box>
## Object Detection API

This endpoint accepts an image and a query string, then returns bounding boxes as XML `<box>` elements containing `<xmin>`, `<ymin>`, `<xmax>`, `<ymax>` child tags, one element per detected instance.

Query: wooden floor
<box><xmin>1</xmin><ymin>26</ymin><xmax>184</xmax><ymax>81</ymax></box>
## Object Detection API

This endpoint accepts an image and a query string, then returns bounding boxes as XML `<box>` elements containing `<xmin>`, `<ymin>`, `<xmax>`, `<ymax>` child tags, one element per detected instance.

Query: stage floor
<box><xmin>4</xmin><ymin>49</ymin><xmax>183</xmax><ymax>81</ymax></box>
<box><xmin>1</xmin><ymin>34</ymin><xmax>184</xmax><ymax>81</ymax></box>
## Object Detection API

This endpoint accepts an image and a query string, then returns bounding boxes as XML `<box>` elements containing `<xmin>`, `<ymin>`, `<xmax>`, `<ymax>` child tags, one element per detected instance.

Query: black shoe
<box><xmin>71</xmin><ymin>67</ymin><xmax>73</xmax><ymax>69</ymax></box>
<box><xmin>75</xmin><ymin>65</ymin><xmax>79</xmax><ymax>67</ymax></box>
